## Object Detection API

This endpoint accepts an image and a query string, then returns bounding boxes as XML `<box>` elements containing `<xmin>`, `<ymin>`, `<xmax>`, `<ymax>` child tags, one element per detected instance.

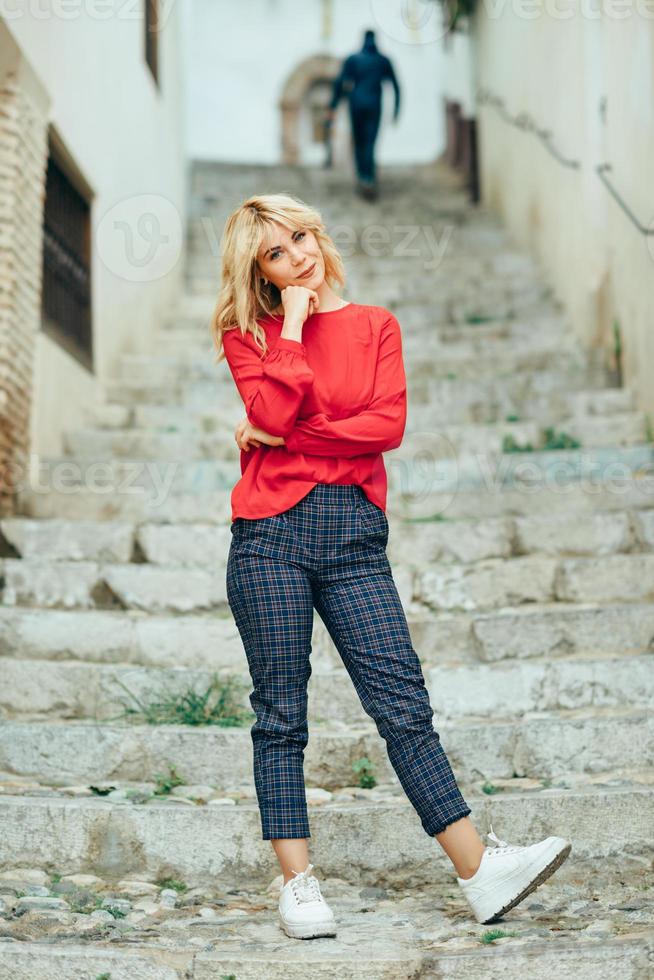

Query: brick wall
<box><xmin>0</xmin><ymin>65</ymin><xmax>49</xmax><ymax>516</ymax></box>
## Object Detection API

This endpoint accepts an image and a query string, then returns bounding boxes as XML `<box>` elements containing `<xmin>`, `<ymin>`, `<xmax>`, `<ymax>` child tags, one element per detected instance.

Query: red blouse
<box><xmin>221</xmin><ymin>302</ymin><xmax>407</xmax><ymax>521</ymax></box>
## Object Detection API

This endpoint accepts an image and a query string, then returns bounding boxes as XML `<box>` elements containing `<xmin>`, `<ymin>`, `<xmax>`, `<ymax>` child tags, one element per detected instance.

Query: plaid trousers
<box><xmin>226</xmin><ymin>482</ymin><xmax>472</xmax><ymax>840</ymax></box>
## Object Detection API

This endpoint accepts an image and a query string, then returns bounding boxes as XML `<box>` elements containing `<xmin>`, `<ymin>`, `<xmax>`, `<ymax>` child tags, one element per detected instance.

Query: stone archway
<box><xmin>279</xmin><ymin>54</ymin><xmax>342</xmax><ymax>166</ymax></box>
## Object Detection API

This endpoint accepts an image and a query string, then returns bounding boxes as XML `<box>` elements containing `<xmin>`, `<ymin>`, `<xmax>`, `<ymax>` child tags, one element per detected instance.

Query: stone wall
<box><xmin>0</xmin><ymin>24</ymin><xmax>49</xmax><ymax>515</ymax></box>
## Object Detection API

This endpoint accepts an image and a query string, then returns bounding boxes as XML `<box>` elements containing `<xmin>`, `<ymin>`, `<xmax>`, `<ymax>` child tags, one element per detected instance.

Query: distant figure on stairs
<box><xmin>327</xmin><ymin>28</ymin><xmax>401</xmax><ymax>201</ymax></box>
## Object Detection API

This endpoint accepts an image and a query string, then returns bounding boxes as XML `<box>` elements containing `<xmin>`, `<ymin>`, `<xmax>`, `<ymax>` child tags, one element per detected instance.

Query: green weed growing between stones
<box><xmin>503</xmin><ymin>427</ymin><xmax>581</xmax><ymax>453</ymax></box>
<box><xmin>464</xmin><ymin>312</ymin><xmax>494</xmax><ymax>324</ymax></box>
<box><xmin>153</xmin><ymin>765</ymin><xmax>185</xmax><ymax>796</ymax></box>
<box><xmin>479</xmin><ymin>928</ymin><xmax>519</xmax><ymax>944</ymax></box>
<box><xmin>155</xmin><ymin>877</ymin><xmax>188</xmax><ymax>893</ymax></box>
<box><xmin>481</xmin><ymin>781</ymin><xmax>503</xmax><ymax>795</ymax></box>
<box><xmin>104</xmin><ymin>907</ymin><xmax>127</xmax><ymax>920</ymax></box>
<box><xmin>114</xmin><ymin>674</ymin><xmax>252</xmax><ymax>727</ymax></box>
<box><xmin>502</xmin><ymin>434</ymin><xmax>535</xmax><ymax>453</ymax></box>
<box><xmin>69</xmin><ymin>896</ymin><xmax>104</xmax><ymax>915</ymax></box>
<box><xmin>352</xmin><ymin>756</ymin><xmax>377</xmax><ymax>789</ymax></box>
<box><xmin>541</xmin><ymin>426</ymin><xmax>581</xmax><ymax>450</ymax></box>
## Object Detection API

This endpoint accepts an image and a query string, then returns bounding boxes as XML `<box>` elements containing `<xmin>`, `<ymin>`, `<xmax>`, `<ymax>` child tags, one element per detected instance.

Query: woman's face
<box><xmin>256</xmin><ymin>221</ymin><xmax>325</xmax><ymax>291</ymax></box>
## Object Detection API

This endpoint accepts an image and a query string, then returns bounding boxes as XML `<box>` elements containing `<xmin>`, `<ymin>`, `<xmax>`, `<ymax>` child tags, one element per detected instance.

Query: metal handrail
<box><xmin>476</xmin><ymin>88</ymin><xmax>580</xmax><ymax>169</ymax></box>
<box><xmin>477</xmin><ymin>87</ymin><xmax>654</xmax><ymax>236</ymax></box>
<box><xmin>596</xmin><ymin>163</ymin><xmax>654</xmax><ymax>236</ymax></box>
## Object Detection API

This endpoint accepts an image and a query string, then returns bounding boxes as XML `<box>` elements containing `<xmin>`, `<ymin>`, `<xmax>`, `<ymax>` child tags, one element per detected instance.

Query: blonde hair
<box><xmin>210</xmin><ymin>193</ymin><xmax>345</xmax><ymax>363</ymax></box>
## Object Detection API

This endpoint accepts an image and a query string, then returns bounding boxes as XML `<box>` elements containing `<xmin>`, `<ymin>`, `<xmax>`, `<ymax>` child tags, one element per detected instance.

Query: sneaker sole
<box><xmin>279</xmin><ymin>916</ymin><xmax>337</xmax><ymax>939</ymax></box>
<box><xmin>480</xmin><ymin>839</ymin><xmax>572</xmax><ymax>924</ymax></box>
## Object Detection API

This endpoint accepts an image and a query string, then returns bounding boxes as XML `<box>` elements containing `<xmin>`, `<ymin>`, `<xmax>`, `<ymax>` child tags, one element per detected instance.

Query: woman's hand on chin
<box><xmin>235</xmin><ymin>417</ymin><xmax>285</xmax><ymax>452</ymax></box>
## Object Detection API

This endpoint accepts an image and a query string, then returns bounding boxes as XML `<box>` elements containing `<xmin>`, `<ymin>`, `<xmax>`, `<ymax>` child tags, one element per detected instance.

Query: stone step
<box><xmin>1</xmin><ymin>518</ymin><xmax>138</xmax><ymax>563</ymax></box>
<box><xmin>91</xmin><ymin>376</ymin><xmax>635</xmax><ymax>434</ymax></box>
<box><xmin>29</xmin><ymin>442</ymin><xmax>654</xmax><ymax>500</ymax></box>
<box><xmin>1</xmin><ymin>600</ymin><xmax>653</xmax><ymax>670</ymax></box>
<box><xmin>177</xmin><ymin>290</ymin><xmax>554</xmax><ymax>327</ymax></box>
<box><xmin>389</xmin><ymin>443</ymin><xmax>654</xmax><ymax>496</ymax></box>
<box><xmin>185</xmin><ymin>247</ymin><xmax>545</xmax><ymax>282</ymax></box>
<box><xmin>414</xmin><ymin>552</ymin><xmax>654</xmax><ymax>612</ymax></box>
<box><xmin>1</xmin><ymin>651</ymin><xmax>651</xmax><ymax>724</ymax></box>
<box><xmin>0</xmin><ymin>781</ymin><xmax>651</xmax><ymax>889</ymax></box>
<box><xmin>159</xmin><ymin>311</ymin><xmax>573</xmax><ymax>349</ymax></box>
<box><xmin>185</xmin><ymin>277</ymin><xmax>559</xmax><ymax>322</ymax></box>
<box><xmin>60</xmin><ymin>412</ymin><xmax>649</xmax><ymax>463</ymax></box>
<box><xmin>2</xmin><ymin>706</ymin><xmax>652</xmax><ymax>788</ymax></box>
<box><xmin>87</xmin><ymin>385</ymin><xmax>637</xmax><ymax>432</ymax></box>
<box><xmin>3</xmin><ymin>549</ymin><xmax>652</xmax><ymax>613</ymax></box>
<box><xmin>185</xmin><ymin>252</ymin><xmax>550</xmax><ymax>282</ymax></box>
<box><xmin>0</xmin><ymin>859</ymin><xmax>651</xmax><ymax>979</ymax></box>
<box><xmin>3</xmin><ymin>508</ymin><xmax>654</xmax><ymax>567</ymax></box>
<box><xmin>0</xmin><ymin>558</ymin><xmax>231</xmax><ymax>613</ymax></box>
<box><xmin>115</xmin><ymin>344</ymin><xmax>594</xmax><ymax>388</ymax></box>
<box><xmin>17</xmin><ymin>476</ymin><xmax>654</xmax><ymax>525</ymax></box>
<box><xmin>104</xmin><ymin>364</ymin><xmax>610</xmax><ymax>410</ymax></box>
<box><xmin>85</xmin><ymin>373</ymin><xmax>635</xmax><ymax>432</ymax></box>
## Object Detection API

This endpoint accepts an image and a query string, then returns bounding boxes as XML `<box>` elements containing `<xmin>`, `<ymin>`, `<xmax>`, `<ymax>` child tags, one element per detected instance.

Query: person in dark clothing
<box><xmin>327</xmin><ymin>29</ymin><xmax>400</xmax><ymax>200</ymax></box>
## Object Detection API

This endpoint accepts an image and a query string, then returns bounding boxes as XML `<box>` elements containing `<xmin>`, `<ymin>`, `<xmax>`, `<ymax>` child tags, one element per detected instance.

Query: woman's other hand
<box><xmin>235</xmin><ymin>417</ymin><xmax>285</xmax><ymax>452</ymax></box>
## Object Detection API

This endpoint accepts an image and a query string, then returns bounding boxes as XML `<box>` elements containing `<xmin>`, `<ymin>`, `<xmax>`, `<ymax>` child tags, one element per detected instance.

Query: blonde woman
<box><xmin>212</xmin><ymin>193</ymin><xmax>571</xmax><ymax>940</ymax></box>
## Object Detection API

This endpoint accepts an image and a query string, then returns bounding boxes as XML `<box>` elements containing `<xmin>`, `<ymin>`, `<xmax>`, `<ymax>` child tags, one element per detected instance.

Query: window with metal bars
<box><xmin>41</xmin><ymin>153</ymin><xmax>93</xmax><ymax>371</ymax></box>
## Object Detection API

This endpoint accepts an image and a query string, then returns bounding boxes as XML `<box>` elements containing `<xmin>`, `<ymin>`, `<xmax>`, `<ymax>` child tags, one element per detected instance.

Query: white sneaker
<box><xmin>456</xmin><ymin>824</ymin><xmax>572</xmax><ymax>924</ymax></box>
<box><xmin>278</xmin><ymin>863</ymin><xmax>337</xmax><ymax>939</ymax></box>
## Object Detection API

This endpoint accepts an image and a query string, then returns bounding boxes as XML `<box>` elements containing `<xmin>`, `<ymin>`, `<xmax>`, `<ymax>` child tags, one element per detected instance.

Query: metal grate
<box><xmin>41</xmin><ymin>155</ymin><xmax>93</xmax><ymax>370</ymax></box>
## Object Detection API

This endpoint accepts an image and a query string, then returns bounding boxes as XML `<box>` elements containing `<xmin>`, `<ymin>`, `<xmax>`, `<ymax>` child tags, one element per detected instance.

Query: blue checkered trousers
<box><xmin>226</xmin><ymin>483</ymin><xmax>472</xmax><ymax>840</ymax></box>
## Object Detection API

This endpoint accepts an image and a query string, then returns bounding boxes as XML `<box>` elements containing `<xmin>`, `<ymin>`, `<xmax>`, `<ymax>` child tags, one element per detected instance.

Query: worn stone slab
<box><xmin>0</xmin><ymin>607</ymin><xmax>245</xmax><ymax>670</ymax></box>
<box><xmin>0</xmin><ymin>786</ymin><xmax>651</xmax><ymax>888</ymax></box>
<box><xmin>0</xmin><ymin>518</ymin><xmax>135</xmax><ymax>563</ymax></box>
<box><xmin>555</xmin><ymin>555</ymin><xmax>654</xmax><ymax>604</ymax></box>
<box><xmin>426</xmin><ymin>653</ymin><xmax>654</xmax><ymax>721</ymax></box>
<box><xmin>469</xmin><ymin>601</ymin><xmax>654</xmax><ymax>662</ymax></box>
<box><xmin>0</xmin><ymin>946</ymin><xmax>190</xmax><ymax>980</ymax></box>
<box><xmin>417</xmin><ymin>556</ymin><xmax>558</xmax><ymax>611</ymax></box>
<box><xmin>16</xmin><ymin>477</ymin><xmax>654</xmax><ymax>525</ymax></box>
<box><xmin>6</xmin><ymin>510</ymin><xmax>648</xmax><ymax>568</ymax></box>
<box><xmin>1</xmin><ymin>707</ymin><xmax>651</xmax><ymax>788</ymax></box>
<box><xmin>387</xmin><ymin>444</ymin><xmax>654</xmax><ymax>497</ymax></box>
<box><xmin>3</xmin><ymin>601</ymin><xmax>653</xmax><ymax>675</ymax></box>
<box><xmin>1</xmin><ymin>560</ymin><xmax>228</xmax><ymax>612</ymax></box>
<box><xmin>2</xmin><ymin>515</ymin><xmax>651</xmax><ymax>591</ymax></box>
<box><xmin>4</xmin><ymin>930</ymin><xmax>649</xmax><ymax>980</ymax></box>
<box><xmin>12</xmin><ymin>548</ymin><xmax>649</xmax><ymax>616</ymax></box>
<box><xmin>1</xmin><ymin>653</ymin><xmax>652</xmax><ymax>724</ymax></box>
<box><xmin>417</xmin><ymin>553</ymin><xmax>654</xmax><ymax>612</ymax></box>
<box><xmin>512</xmin><ymin>512</ymin><xmax>636</xmax><ymax>556</ymax></box>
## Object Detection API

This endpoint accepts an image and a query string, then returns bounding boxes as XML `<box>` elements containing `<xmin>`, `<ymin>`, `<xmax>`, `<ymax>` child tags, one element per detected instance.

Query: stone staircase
<box><xmin>0</xmin><ymin>160</ymin><xmax>653</xmax><ymax>978</ymax></box>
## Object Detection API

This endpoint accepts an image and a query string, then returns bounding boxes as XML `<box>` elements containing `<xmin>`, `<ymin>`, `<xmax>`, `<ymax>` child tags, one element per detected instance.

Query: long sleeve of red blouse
<box><xmin>283</xmin><ymin>313</ymin><xmax>407</xmax><ymax>456</ymax></box>
<box><xmin>221</xmin><ymin>330</ymin><xmax>315</xmax><ymax>437</ymax></box>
